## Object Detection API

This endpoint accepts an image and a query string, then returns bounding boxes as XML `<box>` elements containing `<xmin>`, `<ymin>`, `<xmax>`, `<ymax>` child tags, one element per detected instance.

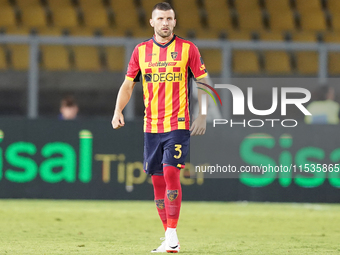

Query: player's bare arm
<box><xmin>190</xmin><ymin>76</ymin><xmax>209</xmax><ymax>136</ymax></box>
<box><xmin>111</xmin><ymin>78</ymin><xmax>136</xmax><ymax>129</ymax></box>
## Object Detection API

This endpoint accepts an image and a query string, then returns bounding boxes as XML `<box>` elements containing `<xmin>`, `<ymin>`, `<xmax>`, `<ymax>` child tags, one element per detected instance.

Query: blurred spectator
<box><xmin>305</xmin><ymin>86</ymin><xmax>340</xmax><ymax>124</ymax></box>
<box><xmin>59</xmin><ymin>95</ymin><xmax>79</xmax><ymax>120</ymax></box>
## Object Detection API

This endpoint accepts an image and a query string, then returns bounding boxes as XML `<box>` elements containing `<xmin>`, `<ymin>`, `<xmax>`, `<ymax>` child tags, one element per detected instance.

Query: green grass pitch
<box><xmin>0</xmin><ymin>200</ymin><xmax>340</xmax><ymax>254</ymax></box>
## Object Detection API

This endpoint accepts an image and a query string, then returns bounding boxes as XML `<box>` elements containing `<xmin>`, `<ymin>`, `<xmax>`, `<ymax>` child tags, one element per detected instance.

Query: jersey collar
<box><xmin>152</xmin><ymin>34</ymin><xmax>176</xmax><ymax>48</ymax></box>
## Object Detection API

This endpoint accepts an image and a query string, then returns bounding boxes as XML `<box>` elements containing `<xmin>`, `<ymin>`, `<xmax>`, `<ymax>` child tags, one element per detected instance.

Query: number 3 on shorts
<box><xmin>174</xmin><ymin>144</ymin><xmax>182</xmax><ymax>159</ymax></box>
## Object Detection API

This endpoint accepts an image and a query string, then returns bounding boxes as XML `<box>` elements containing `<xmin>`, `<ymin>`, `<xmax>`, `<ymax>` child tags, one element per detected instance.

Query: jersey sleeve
<box><xmin>188</xmin><ymin>43</ymin><xmax>208</xmax><ymax>80</ymax></box>
<box><xmin>126</xmin><ymin>46</ymin><xmax>141</xmax><ymax>82</ymax></box>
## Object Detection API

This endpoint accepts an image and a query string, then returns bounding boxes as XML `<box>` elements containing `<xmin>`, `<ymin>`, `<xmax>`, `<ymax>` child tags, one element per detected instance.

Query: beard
<box><xmin>156</xmin><ymin>28</ymin><xmax>173</xmax><ymax>38</ymax></box>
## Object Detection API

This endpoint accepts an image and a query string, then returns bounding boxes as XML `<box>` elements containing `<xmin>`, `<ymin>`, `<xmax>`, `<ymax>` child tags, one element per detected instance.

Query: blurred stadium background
<box><xmin>0</xmin><ymin>0</ymin><xmax>340</xmax><ymax>118</ymax></box>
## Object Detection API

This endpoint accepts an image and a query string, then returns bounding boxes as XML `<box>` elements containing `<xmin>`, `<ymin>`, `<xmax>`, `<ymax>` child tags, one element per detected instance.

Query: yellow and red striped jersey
<box><xmin>126</xmin><ymin>34</ymin><xmax>207</xmax><ymax>133</ymax></box>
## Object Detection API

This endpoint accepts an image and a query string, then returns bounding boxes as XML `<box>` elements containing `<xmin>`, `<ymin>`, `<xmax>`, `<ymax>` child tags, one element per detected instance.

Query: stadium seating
<box><xmin>233</xmin><ymin>51</ymin><xmax>260</xmax><ymax>74</ymax></box>
<box><xmin>5</xmin><ymin>27</ymin><xmax>31</xmax><ymax>35</ymax></box>
<box><xmin>82</xmin><ymin>8</ymin><xmax>110</xmax><ymax>29</ymax></box>
<box><xmin>37</xmin><ymin>27</ymin><xmax>63</xmax><ymax>36</ymax></box>
<box><xmin>21</xmin><ymin>7</ymin><xmax>48</xmax><ymax>28</ymax></box>
<box><xmin>292</xmin><ymin>32</ymin><xmax>318</xmax><ymax>74</ymax></box>
<box><xmin>16</xmin><ymin>0</ymin><xmax>41</xmax><ymax>8</ymax></box>
<box><xmin>0</xmin><ymin>0</ymin><xmax>10</xmax><ymax>7</ymax></box>
<box><xmin>78</xmin><ymin>0</ymin><xmax>105</xmax><ymax>10</ymax></box>
<box><xmin>0</xmin><ymin>7</ymin><xmax>17</xmax><ymax>27</ymax></box>
<box><xmin>234</xmin><ymin>0</ymin><xmax>261</xmax><ymax>11</ymax></box>
<box><xmin>237</xmin><ymin>10</ymin><xmax>264</xmax><ymax>31</ymax></box>
<box><xmin>328</xmin><ymin>0</ymin><xmax>340</xmax><ymax>13</ymax></box>
<box><xmin>269</xmin><ymin>11</ymin><xmax>296</xmax><ymax>31</ymax></box>
<box><xmin>200</xmin><ymin>49</ymin><xmax>222</xmax><ymax>74</ymax></box>
<box><xmin>331</xmin><ymin>15</ymin><xmax>340</xmax><ymax>30</ymax></box>
<box><xmin>265</xmin><ymin>0</ymin><xmax>291</xmax><ymax>13</ymax></box>
<box><xmin>0</xmin><ymin>46</ymin><xmax>7</xmax><ymax>70</ymax></box>
<box><xmin>41</xmin><ymin>45</ymin><xmax>70</xmax><ymax>71</ymax></box>
<box><xmin>68</xmin><ymin>27</ymin><xmax>95</xmax><ymax>37</ymax></box>
<box><xmin>8</xmin><ymin>44</ymin><xmax>29</xmax><ymax>70</ymax></box>
<box><xmin>295</xmin><ymin>0</ymin><xmax>322</xmax><ymax>13</ymax></box>
<box><xmin>110</xmin><ymin>0</ymin><xmax>140</xmax><ymax>31</ymax></box>
<box><xmin>299</xmin><ymin>11</ymin><xmax>327</xmax><ymax>31</ymax></box>
<box><xmin>172</xmin><ymin>0</ymin><xmax>202</xmax><ymax>30</ymax></box>
<box><xmin>323</xmin><ymin>32</ymin><xmax>340</xmax><ymax>74</ymax></box>
<box><xmin>100</xmin><ymin>27</ymin><xmax>126</xmax><ymax>37</ymax></box>
<box><xmin>72</xmin><ymin>46</ymin><xmax>101</xmax><ymax>71</ymax></box>
<box><xmin>52</xmin><ymin>7</ymin><xmax>79</xmax><ymax>28</ymax></box>
<box><xmin>264</xmin><ymin>51</ymin><xmax>292</xmax><ymax>74</ymax></box>
<box><xmin>105</xmin><ymin>46</ymin><xmax>125</xmax><ymax>72</ymax></box>
<box><xmin>227</xmin><ymin>31</ymin><xmax>251</xmax><ymax>40</ymax></box>
<box><xmin>47</xmin><ymin>0</ymin><xmax>73</xmax><ymax>9</ymax></box>
<box><xmin>205</xmin><ymin>0</ymin><xmax>233</xmax><ymax>31</ymax></box>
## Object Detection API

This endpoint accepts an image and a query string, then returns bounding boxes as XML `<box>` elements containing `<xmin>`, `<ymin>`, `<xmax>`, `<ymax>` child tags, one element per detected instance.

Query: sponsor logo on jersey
<box><xmin>144</xmin><ymin>73</ymin><xmax>183</xmax><ymax>82</ymax></box>
<box><xmin>148</xmin><ymin>61</ymin><xmax>177</xmax><ymax>67</ymax></box>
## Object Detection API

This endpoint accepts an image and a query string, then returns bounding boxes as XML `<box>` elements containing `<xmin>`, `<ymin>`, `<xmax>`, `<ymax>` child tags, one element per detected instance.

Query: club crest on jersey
<box><xmin>171</xmin><ymin>52</ymin><xmax>178</xmax><ymax>60</ymax></box>
<box><xmin>167</xmin><ymin>190</ymin><xmax>178</xmax><ymax>201</ymax></box>
<box><xmin>155</xmin><ymin>199</ymin><xmax>165</xmax><ymax>209</ymax></box>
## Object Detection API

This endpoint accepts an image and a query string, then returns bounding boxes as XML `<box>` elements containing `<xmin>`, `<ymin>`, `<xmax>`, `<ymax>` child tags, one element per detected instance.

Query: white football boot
<box><xmin>151</xmin><ymin>237</ymin><xmax>166</xmax><ymax>253</ymax></box>
<box><xmin>165</xmin><ymin>228</ymin><xmax>180</xmax><ymax>253</ymax></box>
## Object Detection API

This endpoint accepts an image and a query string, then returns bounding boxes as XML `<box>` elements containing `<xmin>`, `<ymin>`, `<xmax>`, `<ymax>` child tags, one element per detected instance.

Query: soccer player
<box><xmin>111</xmin><ymin>2</ymin><xmax>209</xmax><ymax>253</ymax></box>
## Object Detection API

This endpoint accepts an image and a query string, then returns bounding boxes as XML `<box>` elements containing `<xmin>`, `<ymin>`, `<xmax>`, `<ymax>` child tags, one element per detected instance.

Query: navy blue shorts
<box><xmin>143</xmin><ymin>130</ymin><xmax>190</xmax><ymax>175</ymax></box>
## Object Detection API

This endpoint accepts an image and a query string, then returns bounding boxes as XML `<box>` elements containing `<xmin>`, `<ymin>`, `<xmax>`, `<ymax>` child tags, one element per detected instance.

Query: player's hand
<box><xmin>190</xmin><ymin>115</ymin><xmax>206</xmax><ymax>136</ymax></box>
<box><xmin>111</xmin><ymin>111</ymin><xmax>125</xmax><ymax>129</ymax></box>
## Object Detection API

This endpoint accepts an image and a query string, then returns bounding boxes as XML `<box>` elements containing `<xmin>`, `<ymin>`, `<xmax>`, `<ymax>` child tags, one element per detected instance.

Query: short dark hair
<box><xmin>152</xmin><ymin>2</ymin><xmax>175</xmax><ymax>14</ymax></box>
<box><xmin>61</xmin><ymin>95</ymin><xmax>77</xmax><ymax>107</ymax></box>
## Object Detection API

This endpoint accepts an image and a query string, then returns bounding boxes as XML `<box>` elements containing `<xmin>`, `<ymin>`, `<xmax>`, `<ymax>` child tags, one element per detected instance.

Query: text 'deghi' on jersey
<box><xmin>126</xmin><ymin>35</ymin><xmax>207</xmax><ymax>133</ymax></box>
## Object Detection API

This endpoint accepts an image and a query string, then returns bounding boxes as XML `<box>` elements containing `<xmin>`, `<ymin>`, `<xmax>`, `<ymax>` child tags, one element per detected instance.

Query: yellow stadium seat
<box><xmin>0</xmin><ymin>7</ymin><xmax>16</xmax><ymax>27</ymax></box>
<box><xmin>41</xmin><ymin>45</ymin><xmax>70</xmax><ymax>70</ymax></box>
<box><xmin>8</xmin><ymin>44</ymin><xmax>29</xmax><ymax>70</ymax></box>
<box><xmin>259</xmin><ymin>31</ymin><xmax>284</xmax><ymax>41</ymax></box>
<box><xmin>332</xmin><ymin>15</ymin><xmax>340</xmax><ymax>31</ymax></box>
<box><xmin>172</xmin><ymin>0</ymin><xmax>202</xmax><ymax>30</ymax></box>
<box><xmin>228</xmin><ymin>31</ymin><xmax>251</xmax><ymax>40</ymax></box>
<box><xmin>52</xmin><ymin>7</ymin><xmax>79</xmax><ymax>28</ymax></box>
<box><xmin>292</xmin><ymin>31</ymin><xmax>317</xmax><ymax>42</ymax></box>
<box><xmin>82</xmin><ymin>8</ymin><xmax>109</xmax><ymax>28</ymax></box>
<box><xmin>0</xmin><ymin>0</ymin><xmax>11</xmax><ymax>7</ymax></box>
<box><xmin>0</xmin><ymin>47</ymin><xmax>7</xmax><ymax>70</ymax></box>
<box><xmin>295</xmin><ymin>0</ymin><xmax>322</xmax><ymax>13</ymax></box>
<box><xmin>73</xmin><ymin>46</ymin><xmax>101</xmax><ymax>71</ymax></box>
<box><xmin>295</xmin><ymin>51</ymin><xmax>318</xmax><ymax>74</ymax></box>
<box><xmin>78</xmin><ymin>0</ymin><xmax>105</xmax><ymax>10</ymax></box>
<box><xmin>194</xmin><ymin>29</ymin><xmax>221</xmax><ymax>39</ymax></box>
<box><xmin>132</xmin><ymin>28</ymin><xmax>154</xmax><ymax>38</ymax></box>
<box><xmin>205</xmin><ymin>0</ymin><xmax>233</xmax><ymax>30</ymax></box>
<box><xmin>264</xmin><ymin>51</ymin><xmax>291</xmax><ymax>74</ymax></box>
<box><xmin>233</xmin><ymin>51</ymin><xmax>260</xmax><ymax>74</ymax></box>
<box><xmin>323</xmin><ymin>33</ymin><xmax>340</xmax><ymax>75</ymax></box>
<box><xmin>323</xmin><ymin>32</ymin><xmax>340</xmax><ymax>42</ymax></box>
<box><xmin>238</xmin><ymin>10</ymin><xmax>264</xmax><ymax>31</ymax></box>
<box><xmin>105</xmin><ymin>46</ymin><xmax>125</xmax><ymax>72</ymax></box>
<box><xmin>265</xmin><ymin>0</ymin><xmax>291</xmax><ymax>13</ymax></box>
<box><xmin>110</xmin><ymin>0</ymin><xmax>140</xmax><ymax>30</ymax></box>
<box><xmin>47</xmin><ymin>0</ymin><xmax>73</xmax><ymax>9</ymax></box>
<box><xmin>16</xmin><ymin>0</ymin><xmax>41</xmax><ymax>8</ymax></box>
<box><xmin>200</xmin><ymin>49</ymin><xmax>222</xmax><ymax>74</ymax></box>
<box><xmin>21</xmin><ymin>7</ymin><xmax>47</xmax><ymax>28</ymax></box>
<box><xmin>292</xmin><ymin>31</ymin><xmax>318</xmax><ymax>74</ymax></box>
<box><xmin>68</xmin><ymin>27</ymin><xmax>95</xmax><ymax>36</ymax></box>
<box><xmin>328</xmin><ymin>0</ymin><xmax>340</xmax><ymax>13</ymax></box>
<box><xmin>234</xmin><ymin>0</ymin><xmax>260</xmax><ymax>11</ymax></box>
<box><xmin>100</xmin><ymin>27</ymin><xmax>126</xmax><ymax>37</ymax></box>
<box><xmin>299</xmin><ymin>11</ymin><xmax>327</xmax><ymax>31</ymax></box>
<box><xmin>328</xmin><ymin>52</ymin><xmax>340</xmax><ymax>74</ymax></box>
<box><xmin>38</xmin><ymin>27</ymin><xmax>63</xmax><ymax>36</ymax></box>
<box><xmin>5</xmin><ymin>26</ymin><xmax>31</xmax><ymax>35</ymax></box>
<box><xmin>269</xmin><ymin>11</ymin><xmax>295</xmax><ymax>31</ymax></box>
